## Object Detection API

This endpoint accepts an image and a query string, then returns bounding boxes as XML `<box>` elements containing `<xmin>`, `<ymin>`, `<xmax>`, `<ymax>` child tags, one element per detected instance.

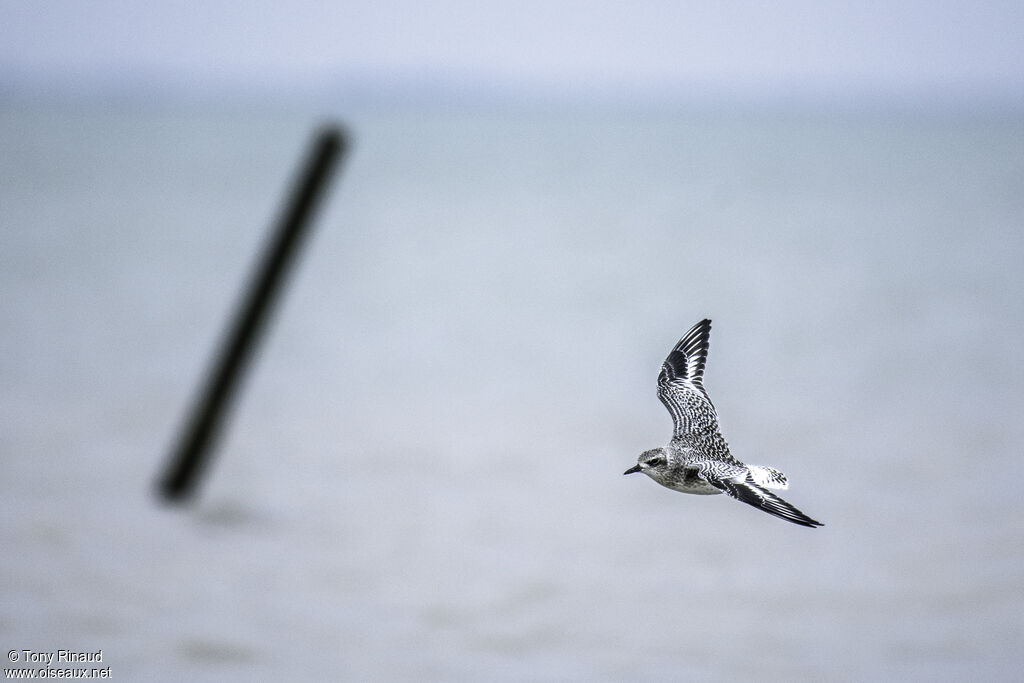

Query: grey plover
<box><xmin>625</xmin><ymin>319</ymin><xmax>823</xmax><ymax>528</ymax></box>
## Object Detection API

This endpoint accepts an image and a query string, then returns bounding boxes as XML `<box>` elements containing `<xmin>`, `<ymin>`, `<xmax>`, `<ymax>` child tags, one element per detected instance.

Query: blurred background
<box><xmin>2</xmin><ymin>2</ymin><xmax>1023</xmax><ymax>680</ymax></box>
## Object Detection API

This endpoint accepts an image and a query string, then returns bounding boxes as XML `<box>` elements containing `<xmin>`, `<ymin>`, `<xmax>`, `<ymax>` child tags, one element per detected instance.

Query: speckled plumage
<box><xmin>625</xmin><ymin>319</ymin><xmax>823</xmax><ymax>528</ymax></box>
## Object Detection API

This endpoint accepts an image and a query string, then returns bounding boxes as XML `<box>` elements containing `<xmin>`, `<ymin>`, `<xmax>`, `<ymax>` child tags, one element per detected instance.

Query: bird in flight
<box><xmin>625</xmin><ymin>319</ymin><xmax>823</xmax><ymax>528</ymax></box>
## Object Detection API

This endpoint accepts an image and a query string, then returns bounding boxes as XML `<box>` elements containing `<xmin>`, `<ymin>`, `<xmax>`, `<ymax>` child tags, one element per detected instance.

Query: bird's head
<box><xmin>624</xmin><ymin>447</ymin><xmax>670</xmax><ymax>481</ymax></box>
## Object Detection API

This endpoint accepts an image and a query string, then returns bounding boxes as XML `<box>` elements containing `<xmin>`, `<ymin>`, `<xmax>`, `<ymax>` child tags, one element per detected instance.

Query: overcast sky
<box><xmin>2</xmin><ymin>1</ymin><xmax>1023</xmax><ymax>103</ymax></box>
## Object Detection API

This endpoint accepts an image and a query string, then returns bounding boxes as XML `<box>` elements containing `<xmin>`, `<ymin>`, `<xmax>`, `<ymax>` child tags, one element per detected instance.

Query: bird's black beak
<box><xmin>623</xmin><ymin>464</ymin><xmax>642</xmax><ymax>475</ymax></box>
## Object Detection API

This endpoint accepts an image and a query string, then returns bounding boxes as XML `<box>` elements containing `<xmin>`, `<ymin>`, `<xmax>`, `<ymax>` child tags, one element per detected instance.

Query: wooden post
<box><xmin>158</xmin><ymin>125</ymin><xmax>348</xmax><ymax>502</ymax></box>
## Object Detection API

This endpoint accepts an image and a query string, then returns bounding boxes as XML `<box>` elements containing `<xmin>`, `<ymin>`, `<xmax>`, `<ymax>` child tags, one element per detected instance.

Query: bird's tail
<box><xmin>748</xmin><ymin>465</ymin><xmax>788</xmax><ymax>490</ymax></box>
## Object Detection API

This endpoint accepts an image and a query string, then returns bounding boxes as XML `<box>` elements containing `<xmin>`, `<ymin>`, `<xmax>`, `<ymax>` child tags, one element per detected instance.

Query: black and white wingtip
<box><xmin>715</xmin><ymin>477</ymin><xmax>824</xmax><ymax>528</ymax></box>
<box><xmin>660</xmin><ymin>318</ymin><xmax>712</xmax><ymax>390</ymax></box>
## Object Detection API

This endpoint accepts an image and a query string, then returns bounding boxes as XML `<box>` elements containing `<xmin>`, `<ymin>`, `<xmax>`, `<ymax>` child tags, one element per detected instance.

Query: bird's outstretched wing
<box><xmin>658</xmin><ymin>319</ymin><xmax>718</xmax><ymax>437</ymax></box>
<box><xmin>712</xmin><ymin>475</ymin><xmax>824</xmax><ymax>528</ymax></box>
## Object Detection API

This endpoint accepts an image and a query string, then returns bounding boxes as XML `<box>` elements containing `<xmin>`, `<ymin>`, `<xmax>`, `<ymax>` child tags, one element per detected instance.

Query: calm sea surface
<box><xmin>2</xmin><ymin>101</ymin><xmax>1023</xmax><ymax>680</ymax></box>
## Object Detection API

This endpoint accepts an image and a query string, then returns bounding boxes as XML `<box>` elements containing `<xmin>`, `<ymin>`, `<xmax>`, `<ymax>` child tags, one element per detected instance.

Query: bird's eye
<box><xmin>645</xmin><ymin>458</ymin><xmax>663</xmax><ymax>467</ymax></box>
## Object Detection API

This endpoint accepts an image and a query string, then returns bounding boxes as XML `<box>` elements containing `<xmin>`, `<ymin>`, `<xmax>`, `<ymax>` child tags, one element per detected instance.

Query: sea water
<box><xmin>2</xmin><ymin>100</ymin><xmax>1023</xmax><ymax>680</ymax></box>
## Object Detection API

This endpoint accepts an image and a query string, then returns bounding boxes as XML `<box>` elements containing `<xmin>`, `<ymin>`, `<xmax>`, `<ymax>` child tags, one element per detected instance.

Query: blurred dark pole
<box><xmin>158</xmin><ymin>125</ymin><xmax>348</xmax><ymax>503</ymax></box>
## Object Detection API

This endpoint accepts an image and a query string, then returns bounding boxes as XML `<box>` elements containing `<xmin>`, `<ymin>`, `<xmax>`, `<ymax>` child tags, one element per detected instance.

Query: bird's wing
<box><xmin>657</xmin><ymin>319</ymin><xmax>718</xmax><ymax>437</ymax></box>
<box><xmin>712</xmin><ymin>475</ymin><xmax>823</xmax><ymax>528</ymax></box>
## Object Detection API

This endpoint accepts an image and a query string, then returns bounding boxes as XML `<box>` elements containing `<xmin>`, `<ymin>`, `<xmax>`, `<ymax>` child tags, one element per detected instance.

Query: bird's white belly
<box><xmin>665</xmin><ymin>479</ymin><xmax>721</xmax><ymax>495</ymax></box>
